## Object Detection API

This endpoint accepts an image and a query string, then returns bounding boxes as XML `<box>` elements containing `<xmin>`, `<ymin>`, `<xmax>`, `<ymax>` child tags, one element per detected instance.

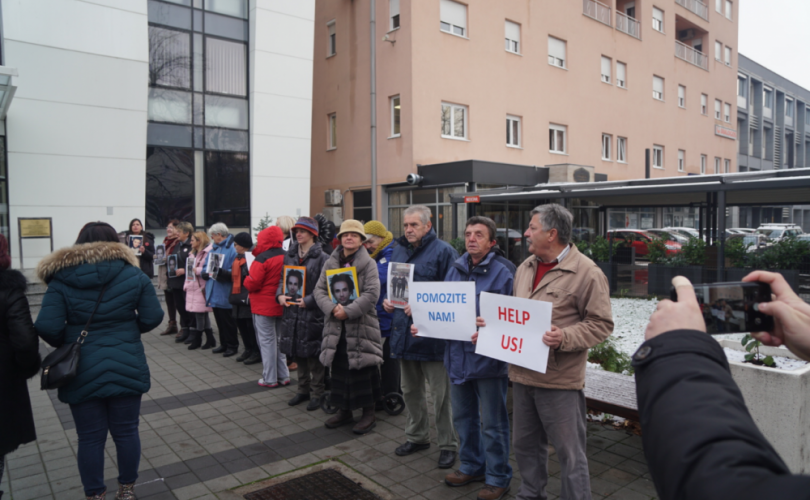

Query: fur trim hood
<box><xmin>37</xmin><ymin>242</ymin><xmax>140</xmax><ymax>284</ymax></box>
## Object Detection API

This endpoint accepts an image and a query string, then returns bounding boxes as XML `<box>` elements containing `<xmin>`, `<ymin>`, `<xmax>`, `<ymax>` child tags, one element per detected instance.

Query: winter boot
<box><xmin>325</xmin><ymin>409</ymin><xmax>354</xmax><ymax>429</ymax></box>
<box><xmin>115</xmin><ymin>482</ymin><xmax>137</xmax><ymax>500</ymax></box>
<box><xmin>352</xmin><ymin>406</ymin><xmax>376</xmax><ymax>435</ymax></box>
<box><xmin>160</xmin><ymin>320</ymin><xmax>178</xmax><ymax>336</ymax></box>
<box><xmin>187</xmin><ymin>329</ymin><xmax>202</xmax><ymax>350</ymax></box>
<box><xmin>175</xmin><ymin>328</ymin><xmax>190</xmax><ymax>343</ymax></box>
<box><xmin>201</xmin><ymin>328</ymin><xmax>216</xmax><ymax>350</ymax></box>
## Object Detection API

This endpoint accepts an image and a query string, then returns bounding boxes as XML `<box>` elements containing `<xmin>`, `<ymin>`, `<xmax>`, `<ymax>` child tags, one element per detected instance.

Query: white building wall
<box><xmin>3</xmin><ymin>0</ymin><xmax>148</xmax><ymax>268</ymax></box>
<box><xmin>249</xmin><ymin>0</ymin><xmax>314</xmax><ymax>227</ymax></box>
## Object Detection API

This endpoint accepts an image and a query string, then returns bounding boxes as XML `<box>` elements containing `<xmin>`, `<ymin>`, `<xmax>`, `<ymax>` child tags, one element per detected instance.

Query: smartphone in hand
<box><xmin>670</xmin><ymin>281</ymin><xmax>774</xmax><ymax>334</ymax></box>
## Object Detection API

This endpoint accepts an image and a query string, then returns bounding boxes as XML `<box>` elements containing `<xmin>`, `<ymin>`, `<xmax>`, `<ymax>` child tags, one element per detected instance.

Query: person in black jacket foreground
<box><xmin>634</xmin><ymin>271</ymin><xmax>810</xmax><ymax>500</ymax></box>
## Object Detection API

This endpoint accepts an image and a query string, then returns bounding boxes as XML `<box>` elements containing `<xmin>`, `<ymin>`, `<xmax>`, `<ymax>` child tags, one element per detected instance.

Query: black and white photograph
<box><xmin>185</xmin><ymin>255</ymin><xmax>195</xmax><ymax>282</ymax></box>
<box><xmin>154</xmin><ymin>244</ymin><xmax>166</xmax><ymax>266</ymax></box>
<box><xmin>167</xmin><ymin>254</ymin><xmax>178</xmax><ymax>278</ymax></box>
<box><xmin>206</xmin><ymin>253</ymin><xmax>224</xmax><ymax>279</ymax></box>
<box><xmin>283</xmin><ymin>265</ymin><xmax>306</xmax><ymax>303</ymax></box>
<box><xmin>387</xmin><ymin>262</ymin><xmax>414</xmax><ymax>309</ymax></box>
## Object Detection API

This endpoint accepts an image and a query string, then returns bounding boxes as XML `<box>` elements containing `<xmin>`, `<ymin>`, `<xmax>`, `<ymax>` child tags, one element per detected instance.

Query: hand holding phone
<box><xmin>645</xmin><ymin>276</ymin><xmax>706</xmax><ymax>340</ymax></box>
<box><xmin>671</xmin><ymin>281</ymin><xmax>773</xmax><ymax>335</ymax></box>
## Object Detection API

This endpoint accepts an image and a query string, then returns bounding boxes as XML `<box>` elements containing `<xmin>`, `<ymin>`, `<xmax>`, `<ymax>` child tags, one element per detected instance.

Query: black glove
<box><xmin>201</xmin><ymin>272</ymin><xmax>210</xmax><ymax>281</ymax></box>
<box><xmin>215</xmin><ymin>271</ymin><xmax>232</xmax><ymax>283</ymax></box>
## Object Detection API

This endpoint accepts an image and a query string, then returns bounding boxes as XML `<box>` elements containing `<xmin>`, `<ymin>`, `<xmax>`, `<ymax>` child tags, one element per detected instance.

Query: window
<box><xmin>327</xmin><ymin>21</ymin><xmax>336</xmax><ymax>57</ymax></box>
<box><xmin>678</xmin><ymin>150</ymin><xmax>685</xmax><ymax>172</ymax></box>
<box><xmin>764</xmin><ymin>87</ymin><xmax>773</xmax><ymax>109</ymax></box>
<box><xmin>146</xmin><ymin>147</ymin><xmax>195</xmax><ymax>229</ymax></box>
<box><xmin>715</xmin><ymin>0</ymin><xmax>722</xmax><ymax>13</ymax></box>
<box><xmin>724</xmin><ymin>46</ymin><xmax>731</xmax><ymax>66</ymax></box>
<box><xmin>441</xmin><ymin>102</ymin><xmax>467</xmax><ymax>139</ymax></box>
<box><xmin>389</xmin><ymin>0</ymin><xmax>400</xmax><ymax>30</ymax></box>
<box><xmin>440</xmin><ymin>0</ymin><xmax>467</xmax><ymax>37</ymax></box>
<box><xmin>724</xmin><ymin>159</ymin><xmax>731</xmax><ymax>173</ymax></box>
<box><xmin>653</xmin><ymin>75</ymin><xmax>664</xmax><ymax>100</ymax></box>
<box><xmin>701</xmin><ymin>154</ymin><xmax>707</xmax><ymax>174</ymax></box>
<box><xmin>737</xmin><ymin>75</ymin><xmax>747</xmax><ymax>97</ymax></box>
<box><xmin>678</xmin><ymin>85</ymin><xmax>685</xmax><ymax>108</ymax></box>
<box><xmin>505</xmin><ymin>20</ymin><xmax>520</xmax><ymax>53</ymax></box>
<box><xmin>149</xmin><ymin>26</ymin><xmax>191</xmax><ymax>89</ymax></box>
<box><xmin>715</xmin><ymin>99</ymin><xmax>722</xmax><ymax>119</ymax></box>
<box><xmin>616</xmin><ymin>61</ymin><xmax>627</xmax><ymax>88</ymax></box>
<box><xmin>725</xmin><ymin>0</ymin><xmax>732</xmax><ymax>19</ymax></box>
<box><xmin>548</xmin><ymin>36</ymin><xmax>566</xmax><ymax>68</ymax></box>
<box><xmin>204</xmin><ymin>151</ymin><xmax>250</xmax><ymax>227</ymax></box>
<box><xmin>652</xmin><ymin>7</ymin><xmax>664</xmax><ymax>33</ymax></box>
<box><xmin>617</xmin><ymin>137</ymin><xmax>627</xmax><ymax>163</ymax></box>
<box><xmin>328</xmin><ymin>113</ymin><xmax>337</xmax><ymax>149</ymax></box>
<box><xmin>602</xmin><ymin>134</ymin><xmax>612</xmax><ymax>160</ymax></box>
<box><xmin>390</xmin><ymin>95</ymin><xmax>401</xmax><ymax>137</ymax></box>
<box><xmin>715</xmin><ymin>41</ymin><xmax>722</xmax><ymax>61</ymax></box>
<box><xmin>600</xmin><ymin>56</ymin><xmax>611</xmax><ymax>84</ymax></box>
<box><xmin>549</xmin><ymin>124</ymin><xmax>566</xmax><ymax>153</ymax></box>
<box><xmin>206</xmin><ymin>38</ymin><xmax>247</xmax><ymax>96</ymax></box>
<box><xmin>785</xmin><ymin>98</ymin><xmax>794</xmax><ymax>117</ymax></box>
<box><xmin>715</xmin><ymin>157</ymin><xmax>721</xmax><ymax>173</ymax></box>
<box><xmin>701</xmin><ymin>94</ymin><xmax>708</xmax><ymax>115</ymax></box>
<box><xmin>724</xmin><ymin>102</ymin><xmax>731</xmax><ymax>122</ymax></box>
<box><xmin>506</xmin><ymin>115</ymin><xmax>520</xmax><ymax>147</ymax></box>
<box><xmin>653</xmin><ymin>145</ymin><xmax>664</xmax><ymax>168</ymax></box>
<box><xmin>806</xmin><ymin>107</ymin><xmax>810</xmax><ymax>126</ymax></box>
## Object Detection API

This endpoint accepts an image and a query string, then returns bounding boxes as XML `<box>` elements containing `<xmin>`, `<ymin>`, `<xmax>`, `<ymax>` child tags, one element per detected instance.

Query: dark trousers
<box><xmin>380</xmin><ymin>335</ymin><xmax>401</xmax><ymax>395</ymax></box>
<box><xmin>237</xmin><ymin>316</ymin><xmax>259</xmax><ymax>353</ymax></box>
<box><xmin>213</xmin><ymin>307</ymin><xmax>239</xmax><ymax>350</ymax></box>
<box><xmin>171</xmin><ymin>288</ymin><xmax>189</xmax><ymax>329</ymax></box>
<box><xmin>164</xmin><ymin>288</ymin><xmax>177</xmax><ymax>323</ymax></box>
<box><xmin>70</xmin><ymin>395</ymin><xmax>142</xmax><ymax>496</ymax></box>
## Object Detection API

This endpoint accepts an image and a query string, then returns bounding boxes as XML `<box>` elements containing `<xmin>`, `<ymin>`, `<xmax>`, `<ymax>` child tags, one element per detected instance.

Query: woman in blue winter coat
<box><xmin>35</xmin><ymin>222</ymin><xmax>164</xmax><ymax>500</ymax></box>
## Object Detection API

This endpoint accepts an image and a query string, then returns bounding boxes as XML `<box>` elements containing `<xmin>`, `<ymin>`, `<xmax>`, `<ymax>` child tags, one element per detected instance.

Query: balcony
<box><xmin>675</xmin><ymin>0</ymin><xmax>709</xmax><ymax>21</ymax></box>
<box><xmin>675</xmin><ymin>40</ymin><xmax>708</xmax><ymax>70</ymax></box>
<box><xmin>615</xmin><ymin>11</ymin><xmax>641</xmax><ymax>39</ymax></box>
<box><xmin>583</xmin><ymin>0</ymin><xmax>611</xmax><ymax>27</ymax></box>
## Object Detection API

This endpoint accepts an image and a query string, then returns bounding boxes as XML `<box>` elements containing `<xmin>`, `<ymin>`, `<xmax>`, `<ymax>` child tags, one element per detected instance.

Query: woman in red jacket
<box><xmin>244</xmin><ymin>226</ymin><xmax>289</xmax><ymax>388</ymax></box>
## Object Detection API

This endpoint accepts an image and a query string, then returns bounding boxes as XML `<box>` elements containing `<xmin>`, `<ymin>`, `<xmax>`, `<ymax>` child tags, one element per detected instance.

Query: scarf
<box><xmin>339</xmin><ymin>250</ymin><xmax>356</xmax><ymax>268</ymax></box>
<box><xmin>163</xmin><ymin>235</ymin><xmax>179</xmax><ymax>255</ymax></box>
<box><xmin>368</xmin><ymin>231</ymin><xmax>393</xmax><ymax>260</ymax></box>
<box><xmin>232</xmin><ymin>255</ymin><xmax>246</xmax><ymax>295</ymax></box>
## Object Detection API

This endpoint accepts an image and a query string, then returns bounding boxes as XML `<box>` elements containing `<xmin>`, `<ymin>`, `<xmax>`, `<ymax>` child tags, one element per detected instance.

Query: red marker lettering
<box><xmin>510</xmin><ymin>337</ymin><xmax>518</xmax><ymax>351</ymax></box>
<box><xmin>501</xmin><ymin>335</ymin><xmax>509</xmax><ymax>350</ymax></box>
<box><xmin>518</xmin><ymin>338</ymin><xmax>523</xmax><ymax>353</ymax></box>
<box><xmin>498</xmin><ymin>307</ymin><xmax>507</xmax><ymax>321</ymax></box>
<box><xmin>522</xmin><ymin>311</ymin><xmax>530</xmax><ymax>324</ymax></box>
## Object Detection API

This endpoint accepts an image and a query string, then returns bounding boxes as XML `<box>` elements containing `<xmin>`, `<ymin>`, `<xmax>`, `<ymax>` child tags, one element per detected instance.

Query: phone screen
<box><xmin>686</xmin><ymin>282</ymin><xmax>772</xmax><ymax>334</ymax></box>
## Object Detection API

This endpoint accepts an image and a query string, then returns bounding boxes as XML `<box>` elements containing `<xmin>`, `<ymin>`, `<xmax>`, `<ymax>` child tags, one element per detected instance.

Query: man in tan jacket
<box><xmin>508</xmin><ymin>204</ymin><xmax>613</xmax><ymax>500</ymax></box>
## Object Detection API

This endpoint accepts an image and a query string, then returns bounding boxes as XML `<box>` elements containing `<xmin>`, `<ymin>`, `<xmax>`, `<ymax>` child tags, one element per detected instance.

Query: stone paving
<box><xmin>2</xmin><ymin>309</ymin><xmax>658</xmax><ymax>500</ymax></box>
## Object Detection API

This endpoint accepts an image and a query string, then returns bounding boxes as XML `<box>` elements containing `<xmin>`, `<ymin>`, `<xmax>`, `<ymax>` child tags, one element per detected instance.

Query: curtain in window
<box><xmin>206</xmin><ymin>37</ymin><xmax>247</xmax><ymax>96</ymax></box>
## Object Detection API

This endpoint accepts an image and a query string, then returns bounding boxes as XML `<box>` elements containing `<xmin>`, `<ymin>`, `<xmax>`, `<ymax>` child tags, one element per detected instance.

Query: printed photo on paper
<box><xmin>387</xmin><ymin>263</ymin><xmax>414</xmax><ymax>309</ymax></box>
<box><xmin>326</xmin><ymin>267</ymin><xmax>359</xmax><ymax>307</ymax></box>
<box><xmin>206</xmin><ymin>253</ymin><xmax>224</xmax><ymax>279</ymax></box>
<box><xmin>283</xmin><ymin>265</ymin><xmax>306</xmax><ymax>304</ymax></box>
<box><xmin>128</xmin><ymin>235</ymin><xmax>143</xmax><ymax>255</ymax></box>
<box><xmin>185</xmin><ymin>256</ymin><xmax>195</xmax><ymax>282</ymax></box>
<box><xmin>167</xmin><ymin>255</ymin><xmax>178</xmax><ymax>278</ymax></box>
<box><xmin>154</xmin><ymin>244</ymin><xmax>166</xmax><ymax>266</ymax></box>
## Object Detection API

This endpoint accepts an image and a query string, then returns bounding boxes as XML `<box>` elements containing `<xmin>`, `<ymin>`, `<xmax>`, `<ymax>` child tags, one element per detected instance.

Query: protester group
<box><xmin>3</xmin><ymin>203</ymin><xmax>810</xmax><ymax>500</ymax></box>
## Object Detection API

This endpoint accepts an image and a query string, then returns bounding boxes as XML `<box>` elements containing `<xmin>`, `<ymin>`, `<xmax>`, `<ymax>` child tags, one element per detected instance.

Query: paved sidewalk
<box><xmin>2</xmin><ymin>310</ymin><xmax>657</xmax><ymax>500</ymax></box>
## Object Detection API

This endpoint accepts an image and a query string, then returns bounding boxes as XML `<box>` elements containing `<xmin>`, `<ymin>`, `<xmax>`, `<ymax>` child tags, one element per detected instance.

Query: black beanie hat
<box><xmin>234</xmin><ymin>232</ymin><xmax>253</xmax><ymax>249</ymax></box>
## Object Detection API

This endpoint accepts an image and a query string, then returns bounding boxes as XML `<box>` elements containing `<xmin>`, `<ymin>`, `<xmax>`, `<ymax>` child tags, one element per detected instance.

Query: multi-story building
<box><xmin>2</xmin><ymin>0</ymin><xmax>314</xmax><ymax>268</ymax></box>
<box><xmin>736</xmin><ymin>54</ymin><xmax>810</xmax><ymax>229</ymax></box>
<box><xmin>310</xmin><ymin>0</ymin><xmax>739</xmax><ymax>238</ymax></box>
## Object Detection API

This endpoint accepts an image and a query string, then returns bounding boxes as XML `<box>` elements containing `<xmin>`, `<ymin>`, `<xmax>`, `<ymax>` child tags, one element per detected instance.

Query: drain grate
<box><xmin>243</xmin><ymin>468</ymin><xmax>382</xmax><ymax>500</ymax></box>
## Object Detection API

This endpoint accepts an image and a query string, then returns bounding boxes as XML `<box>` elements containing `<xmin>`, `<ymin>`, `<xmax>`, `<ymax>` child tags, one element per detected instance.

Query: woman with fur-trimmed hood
<box><xmin>34</xmin><ymin>222</ymin><xmax>164</xmax><ymax>500</ymax></box>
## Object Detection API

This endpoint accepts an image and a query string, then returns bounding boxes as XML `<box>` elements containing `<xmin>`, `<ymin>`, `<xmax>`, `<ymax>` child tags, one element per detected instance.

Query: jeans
<box><xmin>451</xmin><ymin>377</ymin><xmax>512</xmax><ymax>489</ymax></box>
<box><xmin>192</xmin><ymin>312</ymin><xmax>211</xmax><ymax>331</ymax></box>
<box><xmin>253</xmin><ymin>315</ymin><xmax>289</xmax><ymax>384</ymax></box>
<box><xmin>69</xmin><ymin>395</ymin><xmax>142</xmax><ymax>496</ymax></box>
<box><xmin>512</xmin><ymin>383</ymin><xmax>591</xmax><ymax>500</ymax></box>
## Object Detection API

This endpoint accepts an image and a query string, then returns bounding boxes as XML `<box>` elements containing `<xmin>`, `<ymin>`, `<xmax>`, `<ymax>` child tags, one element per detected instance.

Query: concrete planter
<box><xmin>596</xmin><ymin>261</ymin><xmax>617</xmax><ymax>293</ymax></box>
<box><xmin>718</xmin><ymin>339</ymin><xmax>810</xmax><ymax>473</ymax></box>
<box><xmin>646</xmin><ymin>265</ymin><xmax>703</xmax><ymax>296</ymax></box>
<box><xmin>724</xmin><ymin>268</ymin><xmax>800</xmax><ymax>292</ymax></box>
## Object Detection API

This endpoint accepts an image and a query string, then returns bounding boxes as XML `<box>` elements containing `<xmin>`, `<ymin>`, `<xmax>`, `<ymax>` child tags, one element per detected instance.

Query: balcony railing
<box><xmin>675</xmin><ymin>0</ymin><xmax>709</xmax><ymax>21</ymax></box>
<box><xmin>675</xmin><ymin>40</ymin><xmax>708</xmax><ymax>70</ymax></box>
<box><xmin>615</xmin><ymin>11</ymin><xmax>641</xmax><ymax>39</ymax></box>
<box><xmin>583</xmin><ymin>0</ymin><xmax>611</xmax><ymax>27</ymax></box>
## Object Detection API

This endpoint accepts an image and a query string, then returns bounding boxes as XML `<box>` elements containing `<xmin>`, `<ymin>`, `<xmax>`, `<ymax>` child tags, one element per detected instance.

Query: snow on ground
<box><xmin>608</xmin><ymin>297</ymin><xmax>809</xmax><ymax>371</ymax></box>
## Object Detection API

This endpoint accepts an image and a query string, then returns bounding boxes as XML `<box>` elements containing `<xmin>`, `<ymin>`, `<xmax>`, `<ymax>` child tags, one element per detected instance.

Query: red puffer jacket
<box><xmin>244</xmin><ymin>226</ymin><xmax>286</xmax><ymax>317</ymax></box>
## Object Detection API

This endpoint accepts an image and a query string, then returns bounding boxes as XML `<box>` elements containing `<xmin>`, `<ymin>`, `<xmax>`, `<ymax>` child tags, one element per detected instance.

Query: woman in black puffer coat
<box><xmin>0</xmin><ymin>234</ymin><xmax>40</xmax><ymax>494</ymax></box>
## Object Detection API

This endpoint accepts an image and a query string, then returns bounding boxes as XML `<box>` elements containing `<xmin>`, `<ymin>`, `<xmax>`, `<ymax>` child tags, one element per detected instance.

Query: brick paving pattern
<box><xmin>2</xmin><ymin>309</ymin><xmax>658</xmax><ymax>500</ymax></box>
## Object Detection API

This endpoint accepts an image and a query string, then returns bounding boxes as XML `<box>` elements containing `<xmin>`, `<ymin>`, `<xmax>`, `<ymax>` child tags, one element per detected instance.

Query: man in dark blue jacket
<box><xmin>414</xmin><ymin>217</ymin><xmax>515</xmax><ymax>500</ymax></box>
<box><xmin>384</xmin><ymin>205</ymin><xmax>459</xmax><ymax>469</ymax></box>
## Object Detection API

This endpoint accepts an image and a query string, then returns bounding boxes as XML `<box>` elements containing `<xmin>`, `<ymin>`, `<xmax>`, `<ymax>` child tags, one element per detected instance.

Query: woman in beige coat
<box><xmin>314</xmin><ymin>220</ymin><xmax>383</xmax><ymax>435</ymax></box>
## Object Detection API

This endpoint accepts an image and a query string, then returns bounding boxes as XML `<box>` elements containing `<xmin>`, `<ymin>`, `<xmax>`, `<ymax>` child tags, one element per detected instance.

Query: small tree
<box><xmin>254</xmin><ymin>213</ymin><xmax>274</xmax><ymax>234</ymax></box>
<box><xmin>740</xmin><ymin>333</ymin><xmax>775</xmax><ymax>367</ymax></box>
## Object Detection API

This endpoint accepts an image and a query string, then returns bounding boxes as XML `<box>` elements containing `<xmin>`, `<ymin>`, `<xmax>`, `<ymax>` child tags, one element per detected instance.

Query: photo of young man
<box><xmin>286</xmin><ymin>269</ymin><xmax>304</xmax><ymax>301</ymax></box>
<box><xmin>329</xmin><ymin>273</ymin><xmax>356</xmax><ymax>306</ymax></box>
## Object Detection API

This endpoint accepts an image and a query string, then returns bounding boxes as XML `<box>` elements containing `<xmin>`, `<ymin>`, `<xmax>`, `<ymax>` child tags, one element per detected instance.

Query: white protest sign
<box><xmin>475</xmin><ymin>292</ymin><xmax>552</xmax><ymax>373</ymax></box>
<box><xmin>410</xmin><ymin>281</ymin><xmax>477</xmax><ymax>342</ymax></box>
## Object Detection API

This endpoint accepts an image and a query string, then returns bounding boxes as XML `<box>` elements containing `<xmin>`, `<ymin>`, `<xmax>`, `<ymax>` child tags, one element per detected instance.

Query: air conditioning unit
<box><xmin>678</xmin><ymin>29</ymin><xmax>695</xmax><ymax>40</ymax></box>
<box><xmin>322</xmin><ymin>207</ymin><xmax>343</xmax><ymax>225</ymax></box>
<box><xmin>324</xmin><ymin>189</ymin><xmax>342</xmax><ymax>206</ymax></box>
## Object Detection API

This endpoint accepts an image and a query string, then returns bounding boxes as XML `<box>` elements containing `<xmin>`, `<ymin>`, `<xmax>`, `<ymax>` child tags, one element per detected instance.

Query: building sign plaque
<box><xmin>715</xmin><ymin>125</ymin><xmax>738</xmax><ymax>140</ymax></box>
<box><xmin>19</xmin><ymin>218</ymin><xmax>52</xmax><ymax>238</ymax></box>
<box><xmin>573</xmin><ymin>168</ymin><xmax>591</xmax><ymax>183</ymax></box>
<box><xmin>464</xmin><ymin>195</ymin><xmax>480</xmax><ymax>203</ymax></box>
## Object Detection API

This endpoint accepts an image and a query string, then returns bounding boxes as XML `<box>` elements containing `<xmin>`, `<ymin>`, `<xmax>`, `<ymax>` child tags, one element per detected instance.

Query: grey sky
<box><xmin>739</xmin><ymin>0</ymin><xmax>810</xmax><ymax>91</ymax></box>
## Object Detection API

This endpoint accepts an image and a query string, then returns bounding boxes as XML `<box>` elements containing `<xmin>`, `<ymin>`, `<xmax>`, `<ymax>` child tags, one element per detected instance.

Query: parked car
<box><xmin>726</xmin><ymin>233</ymin><xmax>769</xmax><ymax>252</ymax></box>
<box><xmin>647</xmin><ymin>229</ymin><xmax>689</xmax><ymax>245</ymax></box>
<box><xmin>728</xmin><ymin>228</ymin><xmax>757</xmax><ymax>235</ymax></box>
<box><xmin>607</xmin><ymin>230</ymin><xmax>681</xmax><ymax>257</ymax></box>
<box><xmin>663</xmin><ymin>226</ymin><xmax>701</xmax><ymax>240</ymax></box>
<box><xmin>756</xmin><ymin>224</ymin><xmax>804</xmax><ymax>243</ymax></box>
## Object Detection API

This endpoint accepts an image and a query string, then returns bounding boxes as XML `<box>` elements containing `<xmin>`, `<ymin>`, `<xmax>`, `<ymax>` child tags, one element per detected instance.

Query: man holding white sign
<box><xmin>476</xmin><ymin>205</ymin><xmax>613</xmax><ymax>500</ymax></box>
<box><xmin>412</xmin><ymin>216</ymin><xmax>516</xmax><ymax>500</ymax></box>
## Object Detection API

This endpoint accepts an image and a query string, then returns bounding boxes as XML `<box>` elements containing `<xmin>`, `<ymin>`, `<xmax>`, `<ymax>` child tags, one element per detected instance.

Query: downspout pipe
<box><xmin>370</xmin><ymin>0</ymin><xmax>378</xmax><ymax>219</ymax></box>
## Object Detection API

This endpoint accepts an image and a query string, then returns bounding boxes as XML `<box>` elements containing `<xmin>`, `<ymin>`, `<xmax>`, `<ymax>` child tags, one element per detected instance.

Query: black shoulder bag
<box><xmin>40</xmin><ymin>284</ymin><xmax>107</xmax><ymax>391</ymax></box>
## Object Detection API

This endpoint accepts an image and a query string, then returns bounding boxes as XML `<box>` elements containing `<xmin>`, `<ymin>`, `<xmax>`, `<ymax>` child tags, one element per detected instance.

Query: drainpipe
<box><xmin>370</xmin><ymin>0</ymin><xmax>378</xmax><ymax>219</ymax></box>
